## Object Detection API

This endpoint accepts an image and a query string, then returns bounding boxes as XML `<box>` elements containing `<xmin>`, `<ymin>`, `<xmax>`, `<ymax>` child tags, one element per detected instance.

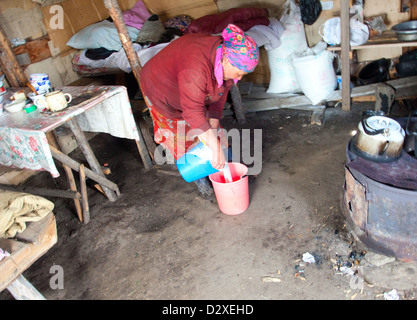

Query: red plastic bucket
<box><xmin>209</xmin><ymin>162</ymin><xmax>249</xmax><ymax>215</ymax></box>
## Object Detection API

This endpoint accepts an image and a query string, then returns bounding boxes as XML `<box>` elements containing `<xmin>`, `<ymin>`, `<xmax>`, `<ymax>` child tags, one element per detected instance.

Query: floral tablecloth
<box><xmin>0</xmin><ymin>85</ymin><xmax>139</xmax><ymax>178</ymax></box>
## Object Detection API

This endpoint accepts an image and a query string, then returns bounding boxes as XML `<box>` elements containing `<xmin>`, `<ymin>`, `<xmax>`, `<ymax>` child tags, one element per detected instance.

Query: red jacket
<box><xmin>139</xmin><ymin>33</ymin><xmax>234</xmax><ymax>132</ymax></box>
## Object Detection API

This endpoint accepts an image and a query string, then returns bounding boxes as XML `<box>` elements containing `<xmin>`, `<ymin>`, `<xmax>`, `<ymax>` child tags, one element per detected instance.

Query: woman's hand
<box><xmin>210</xmin><ymin>138</ymin><xmax>226</xmax><ymax>170</ymax></box>
<box><xmin>209</xmin><ymin>118</ymin><xmax>220</xmax><ymax>129</ymax></box>
<box><xmin>198</xmin><ymin>125</ymin><xmax>225</xmax><ymax>170</ymax></box>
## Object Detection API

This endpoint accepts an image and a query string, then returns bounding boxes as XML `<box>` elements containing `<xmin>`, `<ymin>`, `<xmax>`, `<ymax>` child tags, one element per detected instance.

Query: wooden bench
<box><xmin>0</xmin><ymin>212</ymin><xmax>57</xmax><ymax>300</ymax></box>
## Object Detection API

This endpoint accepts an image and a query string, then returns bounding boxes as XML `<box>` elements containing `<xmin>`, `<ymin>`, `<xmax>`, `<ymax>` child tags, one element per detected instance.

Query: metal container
<box><xmin>391</xmin><ymin>20</ymin><xmax>417</xmax><ymax>41</ymax></box>
<box><xmin>353</xmin><ymin>112</ymin><xmax>405</xmax><ymax>162</ymax></box>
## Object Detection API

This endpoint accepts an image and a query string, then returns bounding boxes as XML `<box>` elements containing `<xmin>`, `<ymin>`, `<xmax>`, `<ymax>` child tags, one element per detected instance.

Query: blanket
<box><xmin>72</xmin><ymin>41</ymin><xmax>173</xmax><ymax>74</ymax></box>
<box><xmin>185</xmin><ymin>7</ymin><xmax>270</xmax><ymax>34</ymax></box>
<box><xmin>0</xmin><ymin>191</ymin><xmax>54</xmax><ymax>239</ymax></box>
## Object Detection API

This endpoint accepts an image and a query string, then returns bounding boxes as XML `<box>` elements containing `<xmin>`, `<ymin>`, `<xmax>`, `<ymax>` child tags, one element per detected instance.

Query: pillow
<box><xmin>66</xmin><ymin>20</ymin><xmax>140</xmax><ymax>51</ymax></box>
<box><xmin>136</xmin><ymin>14</ymin><xmax>165</xmax><ymax>43</ymax></box>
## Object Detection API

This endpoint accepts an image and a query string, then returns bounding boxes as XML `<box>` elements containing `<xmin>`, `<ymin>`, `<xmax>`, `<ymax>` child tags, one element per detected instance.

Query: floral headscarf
<box><xmin>222</xmin><ymin>24</ymin><xmax>259</xmax><ymax>73</ymax></box>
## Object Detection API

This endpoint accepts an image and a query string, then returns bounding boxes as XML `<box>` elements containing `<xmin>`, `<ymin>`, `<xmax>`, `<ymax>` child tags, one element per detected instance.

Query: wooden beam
<box><xmin>79</xmin><ymin>164</ymin><xmax>90</xmax><ymax>224</ymax></box>
<box><xmin>0</xmin><ymin>25</ymin><xmax>28</xmax><ymax>87</ymax></box>
<box><xmin>130</xmin><ymin>100</ymin><xmax>157</xmax><ymax>161</ymax></box>
<box><xmin>340</xmin><ymin>0</ymin><xmax>351</xmax><ymax>111</ymax></box>
<box><xmin>0</xmin><ymin>183</ymin><xmax>81</xmax><ymax>200</ymax></box>
<box><xmin>6</xmin><ymin>275</ymin><xmax>46</xmax><ymax>300</ymax></box>
<box><xmin>410</xmin><ymin>0</ymin><xmax>417</xmax><ymax>19</ymax></box>
<box><xmin>104</xmin><ymin>0</ymin><xmax>153</xmax><ymax>170</ymax></box>
<box><xmin>13</xmin><ymin>35</ymin><xmax>51</xmax><ymax>67</ymax></box>
<box><xmin>225</xmin><ymin>77</ymin><xmax>417</xmax><ymax>115</ymax></box>
<box><xmin>104</xmin><ymin>0</ymin><xmax>142</xmax><ymax>85</ymax></box>
<box><xmin>46</xmin><ymin>131</ymin><xmax>84</xmax><ymax>222</ymax></box>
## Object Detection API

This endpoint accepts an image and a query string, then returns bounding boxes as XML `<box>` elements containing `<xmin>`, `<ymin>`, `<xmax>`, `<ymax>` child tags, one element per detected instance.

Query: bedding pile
<box><xmin>67</xmin><ymin>2</ymin><xmax>284</xmax><ymax>75</ymax></box>
<box><xmin>67</xmin><ymin>0</ymin><xmax>189</xmax><ymax>75</ymax></box>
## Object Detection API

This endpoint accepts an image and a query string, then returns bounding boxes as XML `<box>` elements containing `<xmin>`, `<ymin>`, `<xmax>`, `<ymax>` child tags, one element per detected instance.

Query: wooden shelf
<box><xmin>328</xmin><ymin>30</ymin><xmax>417</xmax><ymax>51</ymax></box>
<box><xmin>337</xmin><ymin>0</ymin><xmax>416</xmax><ymax>111</ymax></box>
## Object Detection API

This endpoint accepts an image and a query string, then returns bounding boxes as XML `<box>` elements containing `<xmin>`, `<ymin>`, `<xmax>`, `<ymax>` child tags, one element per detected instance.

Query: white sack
<box><xmin>291</xmin><ymin>42</ymin><xmax>337</xmax><ymax>105</ymax></box>
<box><xmin>266</xmin><ymin>0</ymin><xmax>308</xmax><ymax>93</ymax></box>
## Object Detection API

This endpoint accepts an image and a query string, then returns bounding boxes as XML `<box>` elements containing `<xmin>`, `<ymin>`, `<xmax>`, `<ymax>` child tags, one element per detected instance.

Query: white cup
<box><xmin>28</xmin><ymin>92</ymin><xmax>48</xmax><ymax>109</ymax></box>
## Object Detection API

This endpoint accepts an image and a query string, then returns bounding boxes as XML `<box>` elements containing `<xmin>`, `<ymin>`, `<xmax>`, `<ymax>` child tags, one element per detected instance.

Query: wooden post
<box><xmin>341</xmin><ymin>0</ymin><xmax>351</xmax><ymax>111</ymax></box>
<box><xmin>103</xmin><ymin>0</ymin><xmax>153</xmax><ymax>170</ymax></box>
<box><xmin>0</xmin><ymin>25</ymin><xmax>28</xmax><ymax>87</ymax></box>
<box><xmin>104</xmin><ymin>0</ymin><xmax>142</xmax><ymax>85</ymax></box>
<box><xmin>7</xmin><ymin>275</ymin><xmax>46</xmax><ymax>300</ymax></box>
<box><xmin>46</xmin><ymin>131</ymin><xmax>84</xmax><ymax>222</ymax></box>
<box><xmin>410</xmin><ymin>0</ymin><xmax>417</xmax><ymax>19</ymax></box>
<box><xmin>79</xmin><ymin>164</ymin><xmax>90</xmax><ymax>224</ymax></box>
<box><xmin>131</xmin><ymin>100</ymin><xmax>157</xmax><ymax>160</ymax></box>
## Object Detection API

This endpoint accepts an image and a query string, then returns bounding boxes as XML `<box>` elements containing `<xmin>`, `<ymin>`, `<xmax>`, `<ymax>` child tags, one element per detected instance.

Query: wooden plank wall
<box><xmin>142</xmin><ymin>0</ymin><xmax>218</xmax><ymax>22</ymax></box>
<box><xmin>0</xmin><ymin>0</ymin><xmax>414</xmax><ymax>86</ymax></box>
<box><xmin>41</xmin><ymin>0</ymin><xmax>137</xmax><ymax>56</ymax></box>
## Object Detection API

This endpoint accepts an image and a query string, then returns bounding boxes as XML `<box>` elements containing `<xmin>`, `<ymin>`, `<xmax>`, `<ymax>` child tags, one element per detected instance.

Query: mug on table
<box><xmin>28</xmin><ymin>92</ymin><xmax>47</xmax><ymax>109</ymax></box>
<box><xmin>45</xmin><ymin>90</ymin><xmax>72</xmax><ymax>112</ymax></box>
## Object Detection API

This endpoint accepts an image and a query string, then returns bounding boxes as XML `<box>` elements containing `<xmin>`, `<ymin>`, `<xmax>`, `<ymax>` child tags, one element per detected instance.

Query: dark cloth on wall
<box><xmin>185</xmin><ymin>7</ymin><xmax>270</xmax><ymax>35</ymax></box>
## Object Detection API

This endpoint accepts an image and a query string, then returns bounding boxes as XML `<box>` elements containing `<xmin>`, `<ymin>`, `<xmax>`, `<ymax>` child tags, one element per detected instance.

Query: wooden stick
<box><xmin>46</xmin><ymin>131</ymin><xmax>83</xmax><ymax>222</ymax></box>
<box><xmin>62</xmin><ymin>165</ymin><xmax>83</xmax><ymax>222</ymax></box>
<box><xmin>67</xmin><ymin>118</ymin><xmax>119</xmax><ymax>201</ymax></box>
<box><xmin>49</xmin><ymin>145</ymin><xmax>120</xmax><ymax>195</ymax></box>
<box><xmin>133</xmin><ymin>106</ymin><xmax>156</xmax><ymax>161</ymax></box>
<box><xmin>79</xmin><ymin>164</ymin><xmax>90</xmax><ymax>225</ymax></box>
<box><xmin>0</xmin><ymin>183</ymin><xmax>80</xmax><ymax>199</ymax></box>
<box><xmin>93</xmin><ymin>183</ymin><xmax>106</xmax><ymax>196</ymax></box>
<box><xmin>340</xmin><ymin>0</ymin><xmax>351</xmax><ymax>111</ymax></box>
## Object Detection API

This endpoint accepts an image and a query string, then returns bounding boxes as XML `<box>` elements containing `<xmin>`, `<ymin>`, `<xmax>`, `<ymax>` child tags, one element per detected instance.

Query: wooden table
<box><xmin>0</xmin><ymin>85</ymin><xmax>152</xmax><ymax>223</ymax></box>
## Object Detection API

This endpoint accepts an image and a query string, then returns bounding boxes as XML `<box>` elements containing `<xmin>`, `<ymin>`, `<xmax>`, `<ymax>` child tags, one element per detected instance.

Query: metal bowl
<box><xmin>4</xmin><ymin>99</ymin><xmax>26</xmax><ymax>113</ymax></box>
<box><xmin>391</xmin><ymin>20</ymin><xmax>417</xmax><ymax>41</ymax></box>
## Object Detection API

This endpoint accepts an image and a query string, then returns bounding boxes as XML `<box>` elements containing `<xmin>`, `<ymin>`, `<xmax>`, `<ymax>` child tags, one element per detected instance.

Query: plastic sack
<box><xmin>291</xmin><ymin>41</ymin><xmax>337</xmax><ymax>105</ymax></box>
<box><xmin>299</xmin><ymin>0</ymin><xmax>322</xmax><ymax>25</ymax></box>
<box><xmin>319</xmin><ymin>17</ymin><xmax>341</xmax><ymax>45</ymax></box>
<box><xmin>267</xmin><ymin>0</ymin><xmax>308</xmax><ymax>93</ymax></box>
<box><xmin>350</xmin><ymin>17</ymin><xmax>369</xmax><ymax>46</ymax></box>
<box><xmin>319</xmin><ymin>16</ymin><xmax>369</xmax><ymax>46</ymax></box>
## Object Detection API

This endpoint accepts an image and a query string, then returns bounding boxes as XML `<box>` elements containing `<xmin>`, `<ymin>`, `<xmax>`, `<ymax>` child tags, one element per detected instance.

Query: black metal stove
<box><xmin>342</xmin><ymin>117</ymin><xmax>417</xmax><ymax>262</ymax></box>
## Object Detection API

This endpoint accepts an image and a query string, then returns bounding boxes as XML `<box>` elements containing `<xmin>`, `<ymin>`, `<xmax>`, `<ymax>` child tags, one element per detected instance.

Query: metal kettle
<box><xmin>354</xmin><ymin>111</ymin><xmax>405</xmax><ymax>162</ymax></box>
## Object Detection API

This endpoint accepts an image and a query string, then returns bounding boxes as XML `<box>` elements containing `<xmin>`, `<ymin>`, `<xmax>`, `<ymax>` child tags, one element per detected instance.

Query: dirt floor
<box><xmin>1</xmin><ymin>99</ymin><xmax>417</xmax><ymax>301</ymax></box>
